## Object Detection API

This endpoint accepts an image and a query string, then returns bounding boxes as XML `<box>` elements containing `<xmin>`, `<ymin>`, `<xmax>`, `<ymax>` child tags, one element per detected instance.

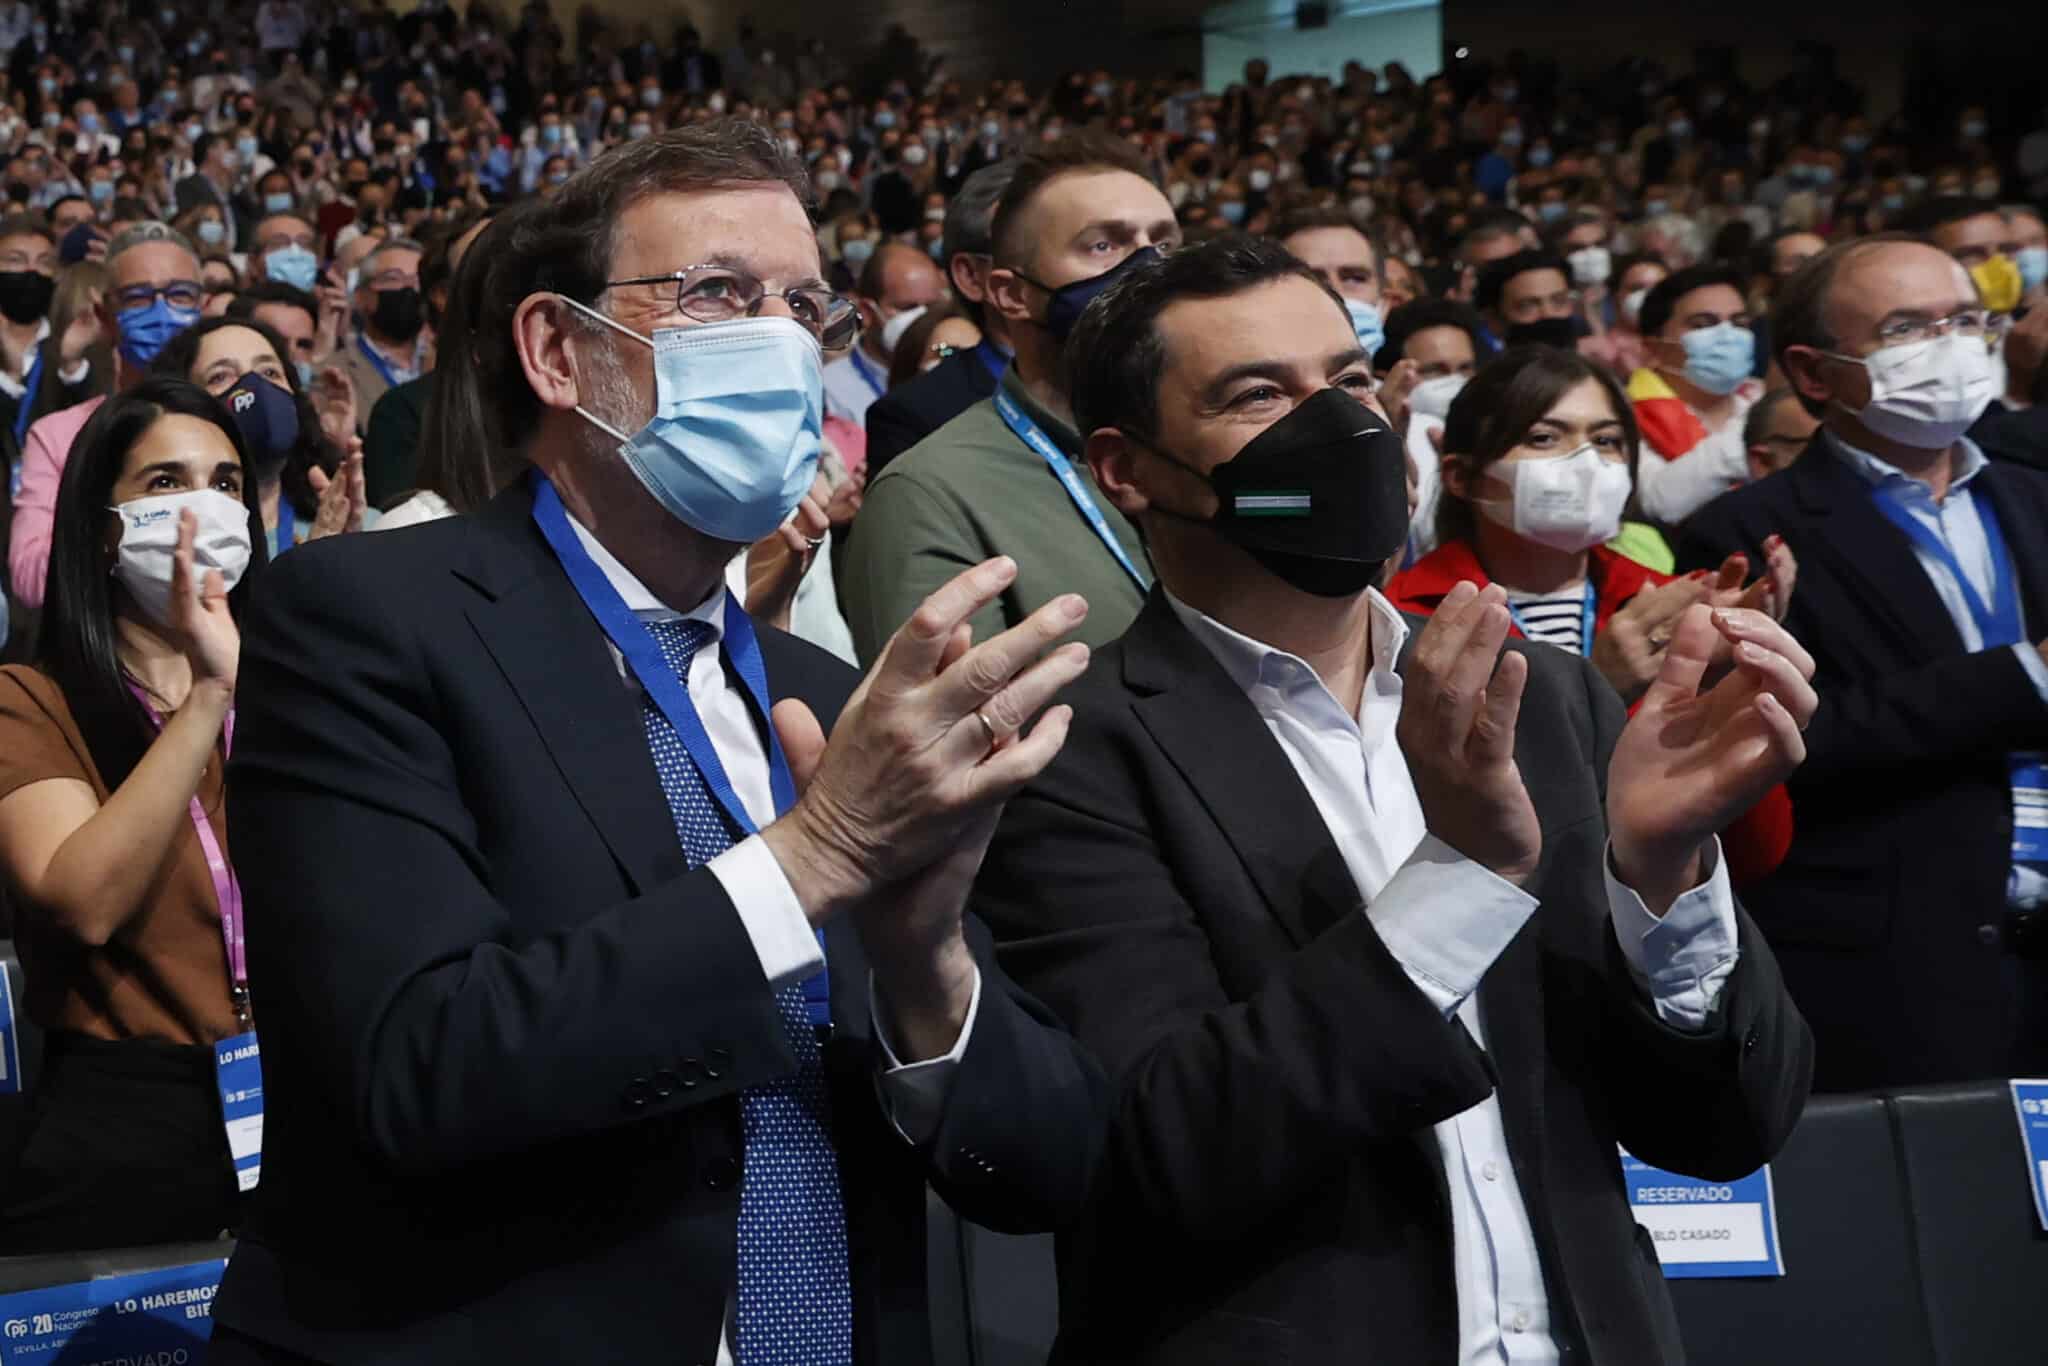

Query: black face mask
<box><xmin>371</xmin><ymin>285</ymin><xmax>425</xmax><ymax>341</ymax></box>
<box><xmin>1504</xmin><ymin>316</ymin><xmax>1581</xmax><ymax>350</ymax></box>
<box><xmin>1144</xmin><ymin>387</ymin><xmax>1410</xmax><ymax>597</ymax></box>
<box><xmin>0</xmin><ymin>269</ymin><xmax>54</xmax><ymax>325</ymax></box>
<box><xmin>1019</xmin><ymin>245</ymin><xmax>1161</xmax><ymax>343</ymax></box>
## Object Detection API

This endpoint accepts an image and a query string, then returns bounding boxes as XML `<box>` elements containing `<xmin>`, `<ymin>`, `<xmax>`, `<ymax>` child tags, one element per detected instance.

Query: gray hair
<box><xmin>362</xmin><ymin>235</ymin><xmax>426</xmax><ymax>272</ymax></box>
<box><xmin>105</xmin><ymin>221</ymin><xmax>197</xmax><ymax>271</ymax></box>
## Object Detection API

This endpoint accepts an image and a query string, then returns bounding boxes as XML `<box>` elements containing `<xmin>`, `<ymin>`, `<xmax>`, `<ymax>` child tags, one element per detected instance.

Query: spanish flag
<box><xmin>1626</xmin><ymin>367</ymin><xmax>1708</xmax><ymax>461</ymax></box>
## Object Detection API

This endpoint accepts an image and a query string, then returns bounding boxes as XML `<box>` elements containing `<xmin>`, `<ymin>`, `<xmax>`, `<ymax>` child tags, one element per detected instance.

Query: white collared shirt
<box><xmin>1167</xmin><ymin>587</ymin><xmax>1741</xmax><ymax>1365</ymax></box>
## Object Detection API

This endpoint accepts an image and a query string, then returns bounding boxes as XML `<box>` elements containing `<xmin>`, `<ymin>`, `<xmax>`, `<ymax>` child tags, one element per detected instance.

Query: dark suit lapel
<box><xmin>1787</xmin><ymin>440</ymin><xmax>1966</xmax><ymax>657</ymax></box>
<box><xmin>457</xmin><ymin>484</ymin><xmax>686</xmax><ymax>897</ymax></box>
<box><xmin>1122</xmin><ymin>592</ymin><xmax>1363</xmax><ymax>947</ymax></box>
<box><xmin>1968</xmin><ymin>461</ymin><xmax>2048</xmax><ymax>637</ymax></box>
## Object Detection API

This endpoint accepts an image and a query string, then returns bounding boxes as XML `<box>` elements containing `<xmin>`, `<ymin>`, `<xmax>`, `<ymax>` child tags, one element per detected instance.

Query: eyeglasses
<box><xmin>1872</xmin><ymin>308</ymin><xmax>1994</xmax><ymax>348</ymax></box>
<box><xmin>115</xmin><ymin>280</ymin><xmax>203</xmax><ymax>312</ymax></box>
<box><xmin>364</xmin><ymin>267</ymin><xmax>419</xmax><ymax>291</ymax></box>
<box><xmin>603</xmin><ymin>264</ymin><xmax>860</xmax><ymax>348</ymax></box>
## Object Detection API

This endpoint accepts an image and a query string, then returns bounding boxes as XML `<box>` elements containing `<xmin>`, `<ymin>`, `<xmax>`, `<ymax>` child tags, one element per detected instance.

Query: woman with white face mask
<box><xmin>1387</xmin><ymin>348</ymin><xmax>1800</xmax><ymax>883</ymax></box>
<box><xmin>0</xmin><ymin>377</ymin><xmax>266</xmax><ymax>1252</ymax></box>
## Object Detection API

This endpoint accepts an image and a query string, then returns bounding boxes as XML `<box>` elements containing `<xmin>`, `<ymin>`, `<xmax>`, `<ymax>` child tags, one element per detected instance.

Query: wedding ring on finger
<box><xmin>973</xmin><ymin>708</ymin><xmax>1000</xmax><ymax>752</ymax></box>
<box><xmin>804</xmin><ymin>535</ymin><xmax>825</xmax><ymax>553</ymax></box>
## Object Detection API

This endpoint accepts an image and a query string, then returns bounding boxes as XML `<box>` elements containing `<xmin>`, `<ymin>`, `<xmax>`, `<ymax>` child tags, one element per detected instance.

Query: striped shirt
<box><xmin>1502</xmin><ymin>585</ymin><xmax>1589</xmax><ymax>655</ymax></box>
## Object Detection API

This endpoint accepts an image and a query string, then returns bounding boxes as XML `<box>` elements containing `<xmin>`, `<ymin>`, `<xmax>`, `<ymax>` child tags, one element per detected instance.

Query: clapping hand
<box><xmin>165</xmin><ymin>509</ymin><xmax>239</xmax><ymax>693</ymax></box>
<box><xmin>306</xmin><ymin>440</ymin><xmax>367</xmax><ymax>539</ymax></box>
<box><xmin>1607</xmin><ymin>605</ymin><xmax>1817</xmax><ymax>914</ymax></box>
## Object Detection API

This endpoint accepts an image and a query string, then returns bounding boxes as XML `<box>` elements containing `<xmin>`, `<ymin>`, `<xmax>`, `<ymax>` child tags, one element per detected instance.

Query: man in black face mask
<box><xmin>973</xmin><ymin>235</ymin><xmax>1820</xmax><ymax>1364</ymax></box>
<box><xmin>0</xmin><ymin>214</ymin><xmax>74</xmax><ymax>451</ymax></box>
<box><xmin>844</xmin><ymin>132</ymin><xmax>1176</xmax><ymax>664</ymax></box>
<box><xmin>1476</xmin><ymin>248</ymin><xmax>1587</xmax><ymax>352</ymax></box>
<box><xmin>338</xmin><ymin>234</ymin><xmax>427</xmax><ymax>414</ymax></box>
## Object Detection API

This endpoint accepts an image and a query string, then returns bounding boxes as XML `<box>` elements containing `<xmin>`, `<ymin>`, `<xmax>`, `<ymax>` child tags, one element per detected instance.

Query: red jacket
<box><xmin>1384</xmin><ymin>538</ymin><xmax>1793</xmax><ymax>887</ymax></box>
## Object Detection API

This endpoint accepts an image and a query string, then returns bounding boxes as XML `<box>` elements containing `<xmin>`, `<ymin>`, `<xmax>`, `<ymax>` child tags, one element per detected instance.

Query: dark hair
<box><xmin>455</xmin><ymin>120</ymin><xmax>810</xmax><ymax>458</ymax></box>
<box><xmin>1769</xmin><ymin>232</ymin><xmax>1920</xmax><ymax>416</ymax></box>
<box><xmin>1608</xmin><ymin>250</ymin><xmax>1667</xmax><ymax>293</ymax></box>
<box><xmin>1377</xmin><ymin>296</ymin><xmax>1488</xmax><ymax>373</ymax></box>
<box><xmin>414</xmin><ymin>211</ymin><xmax>529</xmax><ymax>513</ymax></box>
<box><xmin>990</xmin><ymin>130</ymin><xmax>1153</xmax><ymax>271</ymax></box>
<box><xmin>1637</xmin><ymin>264</ymin><xmax>1746</xmax><ymax>337</ymax></box>
<box><xmin>1896</xmin><ymin>194</ymin><xmax>2001</xmax><ymax>238</ymax></box>
<box><xmin>227</xmin><ymin>279</ymin><xmax>319</xmax><ymax>332</ymax></box>
<box><xmin>419</xmin><ymin>207</ymin><xmax>492</xmax><ymax>326</ymax></box>
<box><xmin>1067</xmin><ymin>232</ymin><xmax>1341</xmax><ymax>443</ymax></box>
<box><xmin>151</xmin><ymin>314</ymin><xmax>340</xmax><ymax>523</ymax></box>
<box><xmin>37</xmin><ymin>378</ymin><xmax>268</xmax><ymax>790</ymax></box>
<box><xmin>886</xmin><ymin>298</ymin><xmax>967</xmax><ymax>389</ymax></box>
<box><xmin>1435</xmin><ymin>346</ymin><xmax>1639</xmax><ymax>545</ymax></box>
<box><xmin>0</xmin><ymin>211</ymin><xmax>52</xmax><ymax>245</ymax></box>
<box><xmin>1742</xmin><ymin>387</ymin><xmax>1805</xmax><ymax>448</ymax></box>
<box><xmin>1475</xmin><ymin>249</ymin><xmax>1570</xmax><ymax>315</ymax></box>
<box><xmin>1749</xmin><ymin>228</ymin><xmax>1820</xmax><ymax>280</ymax></box>
<box><xmin>1271</xmin><ymin>204</ymin><xmax>1384</xmax><ymax>274</ymax></box>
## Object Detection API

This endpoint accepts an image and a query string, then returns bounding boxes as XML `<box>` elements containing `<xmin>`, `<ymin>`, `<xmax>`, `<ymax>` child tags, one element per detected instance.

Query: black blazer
<box><xmin>974</xmin><ymin>591</ymin><xmax>1812</xmax><ymax>1365</ymax></box>
<box><xmin>863</xmin><ymin>345</ymin><xmax>999</xmax><ymax>481</ymax></box>
<box><xmin>1970</xmin><ymin>401</ymin><xmax>2048</xmax><ymax>472</ymax></box>
<box><xmin>1676</xmin><ymin>437</ymin><xmax>2048</xmax><ymax>1090</ymax></box>
<box><xmin>211</xmin><ymin>482</ymin><xmax>1107</xmax><ymax>1365</ymax></box>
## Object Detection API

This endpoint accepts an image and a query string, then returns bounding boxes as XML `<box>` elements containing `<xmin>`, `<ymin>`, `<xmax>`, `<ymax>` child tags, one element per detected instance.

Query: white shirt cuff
<box><xmin>870</xmin><ymin>964</ymin><xmax>982</xmax><ymax>1144</ymax></box>
<box><xmin>706</xmin><ymin>834</ymin><xmax>825</xmax><ymax>989</ymax></box>
<box><xmin>1604</xmin><ymin>837</ymin><xmax>1740</xmax><ymax>1033</ymax></box>
<box><xmin>1367</xmin><ymin>834</ymin><xmax>1539</xmax><ymax>1017</ymax></box>
<box><xmin>56</xmin><ymin>355</ymin><xmax>88</xmax><ymax>386</ymax></box>
<box><xmin>2011</xmin><ymin>642</ymin><xmax>2048</xmax><ymax>706</ymax></box>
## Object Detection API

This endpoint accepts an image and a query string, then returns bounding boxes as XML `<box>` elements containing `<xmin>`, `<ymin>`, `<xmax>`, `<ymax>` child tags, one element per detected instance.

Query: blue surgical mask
<box><xmin>560</xmin><ymin>303</ymin><xmax>823</xmax><ymax>544</ymax></box>
<box><xmin>197</xmin><ymin>218</ymin><xmax>226</xmax><ymax>245</ymax></box>
<box><xmin>1537</xmin><ymin>201</ymin><xmax>1567</xmax><ymax>222</ymax></box>
<box><xmin>540</xmin><ymin>123</ymin><xmax>562</xmax><ymax>145</ymax></box>
<box><xmin>264</xmin><ymin>191</ymin><xmax>294</xmax><ymax>215</ymax></box>
<box><xmin>1643</xmin><ymin>198</ymin><xmax>1669</xmax><ymax>217</ymax></box>
<box><xmin>80</xmin><ymin>113</ymin><xmax>101</xmax><ymax>134</ymax></box>
<box><xmin>265</xmin><ymin>244</ymin><xmax>320</xmax><ymax>292</ymax></box>
<box><xmin>117</xmin><ymin>297</ymin><xmax>200</xmax><ymax>367</ymax></box>
<box><xmin>1527</xmin><ymin>146</ymin><xmax>1553</xmax><ymax>169</ymax></box>
<box><xmin>1345</xmin><ymin>298</ymin><xmax>1385</xmax><ymax>358</ymax></box>
<box><xmin>873</xmin><ymin>109</ymin><xmax>897</xmax><ymax>129</ymax></box>
<box><xmin>88</xmin><ymin>180</ymin><xmax>114</xmax><ymax>203</ymax></box>
<box><xmin>840</xmin><ymin>237</ymin><xmax>873</xmax><ymax>268</ymax></box>
<box><xmin>185</xmin><ymin>121</ymin><xmax>204</xmax><ymax>143</ymax></box>
<box><xmin>296</xmin><ymin>359</ymin><xmax>314</xmax><ymax>389</ymax></box>
<box><xmin>1678</xmin><ymin>321</ymin><xmax>1756</xmax><ymax>396</ymax></box>
<box><xmin>1217</xmin><ymin>200</ymin><xmax>1247</xmax><ymax>226</ymax></box>
<box><xmin>1809</xmin><ymin>165</ymin><xmax>1836</xmax><ymax>189</ymax></box>
<box><xmin>2019</xmin><ymin>245</ymin><xmax>2048</xmax><ymax>294</ymax></box>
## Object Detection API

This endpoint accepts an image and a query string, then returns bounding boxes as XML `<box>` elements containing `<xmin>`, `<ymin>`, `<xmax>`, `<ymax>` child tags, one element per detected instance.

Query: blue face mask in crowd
<box><xmin>1678</xmin><ymin>321</ymin><xmax>1756</xmax><ymax>396</ymax></box>
<box><xmin>88</xmin><ymin>180</ymin><xmax>114</xmax><ymax>204</ymax></box>
<box><xmin>197</xmin><ymin>219</ymin><xmax>226</xmax><ymax>246</ymax></box>
<box><xmin>264</xmin><ymin>244</ymin><xmax>320</xmax><ymax>292</ymax></box>
<box><xmin>559</xmin><ymin>302</ymin><xmax>824</xmax><ymax>544</ymax></box>
<box><xmin>1537</xmin><ymin>201</ymin><xmax>1567</xmax><ymax>222</ymax></box>
<box><xmin>2018</xmin><ymin>245</ymin><xmax>2048</xmax><ymax>294</ymax></box>
<box><xmin>264</xmin><ymin>191</ymin><xmax>294</xmax><ymax>215</ymax></box>
<box><xmin>223</xmin><ymin>370</ymin><xmax>301</xmax><ymax>472</ymax></box>
<box><xmin>1019</xmin><ymin>245</ymin><xmax>1162</xmax><ymax>343</ymax></box>
<box><xmin>1643</xmin><ymin>198</ymin><xmax>1669</xmax><ymax>217</ymax></box>
<box><xmin>1345</xmin><ymin>298</ymin><xmax>1385</xmax><ymax>358</ymax></box>
<box><xmin>117</xmin><ymin>296</ymin><xmax>200</xmax><ymax>367</ymax></box>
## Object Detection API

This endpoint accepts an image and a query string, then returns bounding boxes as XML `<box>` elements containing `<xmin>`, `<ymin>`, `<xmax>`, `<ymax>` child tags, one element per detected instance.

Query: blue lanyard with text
<box><xmin>11</xmin><ymin>344</ymin><xmax>43</xmax><ymax>448</ymax></box>
<box><xmin>1504</xmin><ymin>581</ymin><xmax>1598</xmax><ymax>657</ymax></box>
<box><xmin>1869</xmin><ymin>484</ymin><xmax>2023</xmax><ymax>646</ymax></box>
<box><xmin>973</xmin><ymin>341</ymin><xmax>1007</xmax><ymax>385</ymax></box>
<box><xmin>993</xmin><ymin>387</ymin><xmax>1150</xmax><ymax>590</ymax></box>
<box><xmin>530</xmin><ymin>475</ymin><xmax>830</xmax><ymax>1027</ymax></box>
<box><xmin>847</xmin><ymin>347</ymin><xmax>887</xmax><ymax>400</ymax></box>
<box><xmin>355</xmin><ymin>334</ymin><xmax>406</xmax><ymax>390</ymax></box>
<box><xmin>273</xmin><ymin>495</ymin><xmax>294</xmax><ymax>554</ymax></box>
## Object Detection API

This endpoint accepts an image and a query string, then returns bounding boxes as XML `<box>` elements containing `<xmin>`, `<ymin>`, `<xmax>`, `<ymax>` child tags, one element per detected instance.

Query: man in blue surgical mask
<box><xmin>845</xmin><ymin>131</ymin><xmax>1177</xmax><ymax>665</ymax></box>
<box><xmin>1630</xmin><ymin>264</ymin><xmax>1766</xmax><ymax>524</ymax></box>
<box><xmin>200</xmin><ymin>121</ymin><xmax>1110</xmax><ymax>1366</ymax></box>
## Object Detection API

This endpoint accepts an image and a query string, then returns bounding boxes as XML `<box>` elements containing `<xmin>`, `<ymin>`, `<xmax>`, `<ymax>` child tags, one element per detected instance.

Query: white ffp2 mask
<box><xmin>1478</xmin><ymin>445</ymin><xmax>1632</xmax><ymax>553</ymax></box>
<box><xmin>110</xmin><ymin>488</ymin><xmax>253</xmax><ymax>627</ymax></box>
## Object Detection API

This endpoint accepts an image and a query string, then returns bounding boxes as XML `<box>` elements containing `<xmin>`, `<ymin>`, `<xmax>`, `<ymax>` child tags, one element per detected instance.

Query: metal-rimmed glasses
<box><xmin>602</xmin><ymin>264</ymin><xmax>861</xmax><ymax>348</ymax></box>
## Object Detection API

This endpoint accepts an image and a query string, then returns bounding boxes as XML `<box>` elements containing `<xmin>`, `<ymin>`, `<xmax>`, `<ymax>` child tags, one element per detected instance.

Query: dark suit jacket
<box><xmin>211</xmin><ymin>481</ymin><xmax>1107</xmax><ymax>1365</ymax></box>
<box><xmin>1676</xmin><ymin>436</ymin><xmax>2048</xmax><ymax>1090</ymax></box>
<box><xmin>862</xmin><ymin>345</ymin><xmax>999</xmax><ymax>481</ymax></box>
<box><xmin>974</xmin><ymin>590</ymin><xmax>1813</xmax><ymax>1365</ymax></box>
<box><xmin>1970</xmin><ymin>401</ymin><xmax>2048</xmax><ymax>472</ymax></box>
<box><xmin>362</xmin><ymin>371</ymin><xmax>432</xmax><ymax>509</ymax></box>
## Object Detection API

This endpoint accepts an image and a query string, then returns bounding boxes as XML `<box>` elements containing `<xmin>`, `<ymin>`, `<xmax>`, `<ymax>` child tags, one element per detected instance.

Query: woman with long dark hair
<box><xmin>0</xmin><ymin>377</ymin><xmax>268</xmax><ymax>1251</ymax></box>
<box><xmin>153</xmin><ymin>314</ymin><xmax>366</xmax><ymax>553</ymax></box>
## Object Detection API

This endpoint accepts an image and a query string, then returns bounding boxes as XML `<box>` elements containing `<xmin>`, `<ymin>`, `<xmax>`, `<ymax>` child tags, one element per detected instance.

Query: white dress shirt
<box><xmin>1831</xmin><ymin>431</ymin><xmax>2048</xmax><ymax>906</ymax></box>
<box><xmin>821</xmin><ymin>348</ymin><xmax>889</xmax><ymax>427</ymax></box>
<box><xmin>1634</xmin><ymin>383</ymin><xmax>1758</xmax><ymax>526</ymax></box>
<box><xmin>1167</xmin><ymin>588</ymin><xmax>1741</xmax><ymax>1366</ymax></box>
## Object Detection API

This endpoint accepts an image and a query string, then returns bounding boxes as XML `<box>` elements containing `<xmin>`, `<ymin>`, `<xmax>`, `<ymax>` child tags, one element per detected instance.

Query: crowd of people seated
<box><xmin>0</xmin><ymin>2</ymin><xmax>2042</xmax><ymax>1361</ymax></box>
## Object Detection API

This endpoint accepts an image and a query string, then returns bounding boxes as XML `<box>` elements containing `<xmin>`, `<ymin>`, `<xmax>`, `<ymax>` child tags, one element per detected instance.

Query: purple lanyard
<box><xmin>126</xmin><ymin>681</ymin><xmax>247</xmax><ymax>1024</ymax></box>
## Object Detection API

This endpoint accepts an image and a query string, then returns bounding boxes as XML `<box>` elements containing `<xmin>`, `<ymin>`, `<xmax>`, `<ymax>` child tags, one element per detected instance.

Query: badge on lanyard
<box><xmin>2012</xmin><ymin>1080</ymin><xmax>2048</xmax><ymax>1231</ymax></box>
<box><xmin>0</xmin><ymin>960</ymin><xmax>19</xmax><ymax>1096</ymax></box>
<box><xmin>2011</xmin><ymin>754</ymin><xmax>2048</xmax><ymax>867</ymax></box>
<box><xmin>214</xmin><ymin>1032</ymin><xmax>263</xmax><ymax>1191</ymax></box>
<box><xmin>1621</xmin><ymin>1149</ymin><xmax>1786</xmax><ymax>1278</ymax></box>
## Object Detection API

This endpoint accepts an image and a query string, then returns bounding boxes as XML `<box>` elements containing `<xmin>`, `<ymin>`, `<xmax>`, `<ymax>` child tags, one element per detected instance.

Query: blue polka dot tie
<box><xmin>639</xmin><ymin>618</ymin><xmax>855</xmax><ymax>1365</ymax></box>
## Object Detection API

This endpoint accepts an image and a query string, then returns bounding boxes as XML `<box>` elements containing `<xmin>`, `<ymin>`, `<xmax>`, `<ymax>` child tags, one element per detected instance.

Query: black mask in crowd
<box><xmin>1020</xmin><ymin>245</ymin><xmax>1161</xmax><ymax>343</ymax></box>
<box><xmin>1504</xmin><ymin>316</ymin><xmax>1581</xmax><ymax>350</ymax></box>
<box><xmin>0</xmin><ymin>269</ymin><xmax>54</xmax><ymax>325</ymax></box>
<box><xmin>372</xmin><ymin>286</ymin><xmax>426</xmax><ymax>342</ymax></box>
<box><xmin>1144</xmin><ymin>387</ymin><xmax>1410</xmax><ymax>597</ymax></box>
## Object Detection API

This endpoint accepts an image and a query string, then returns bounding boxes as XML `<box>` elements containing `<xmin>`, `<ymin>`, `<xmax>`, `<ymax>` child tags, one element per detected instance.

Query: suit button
<box><xmin>1979</xmin><ymin>923</ymin><xmax>2002</xmax><ymax>947</ymax></box>
<box><xmin>1742</xmin><ymin>1029</ymin><xmax>1758</xmax><ymax>1055</ymax></box>
<box><xmin>651</xmin><ymin>1068</ymin><xmax>681</xmax><ymax>1099</ymax></box>
<box><xmin>705</xmin><ymin>1047</ymin><xmax>733</xmax><ymax>1079</ymax></box>
<box><xmin>677</xmin><ymin>1058</ymin><xmax>703</xmax><ymax>1088</ymax></box>
<box><xmin>703</xmin><ymin>1156</ymin><xmax>741</xmax><ymax>1191</ymax></box>
<box><xmin>623</xmin><ymin>1078</ymin><xmax>653</xmax><ymax>1109</ymax></box>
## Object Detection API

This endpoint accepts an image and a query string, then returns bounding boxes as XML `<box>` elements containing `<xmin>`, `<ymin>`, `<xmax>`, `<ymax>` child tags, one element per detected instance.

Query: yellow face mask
<box><xmin>1971</xmin><ymin>253</ymin><xmax>2024</xmax><ymax>314</ymax></box>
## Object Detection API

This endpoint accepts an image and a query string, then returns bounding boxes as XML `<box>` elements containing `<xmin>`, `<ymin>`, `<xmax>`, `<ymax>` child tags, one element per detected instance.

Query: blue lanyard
<box><xmin>1869</xmin><ymin>484</ymin><xmax>2023</xmax><ymax>646</ymax></box>
<box><xmin>356</xmin><ymin>334</ymin><xmax>406</xmax><ymax>390</ymax></box>
<box><xmin>273</xmin><ymin>494</ymin><xmax>294</xmax><ymax>554</ymax></box>
<box><xmin>847</xmin><ymin>347</ymin><xmax>887</xmax><ymax>400</ymax></box>
<box><xmin>973</xmin><ymin>341</ymin><xmax>1007</xmax><ymax>385</ymax></box>
<box><xmin>11</xmin><ymin>343</ymin><xmax>43</xmax><ymax>448</ymax></box>
<box><xmin>530</xmin><ymin>475</ymin><xmax>830</xmax><ymax>1026</ymax></box>
<box><xmin>993</xmin><ymin>387</ymin><xmax>1150</xmax><ymax>591</ymax></box>
<box><xmin>1504</xmin><ymin>581</ymin><xmax>1598</xmax><ymax>657</ymax></box>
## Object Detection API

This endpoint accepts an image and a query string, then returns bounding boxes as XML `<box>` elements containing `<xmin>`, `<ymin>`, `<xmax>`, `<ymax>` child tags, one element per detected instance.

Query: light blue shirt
<box><xmin>1168</xmin><ymin>589</ymin><xmax>1739</xmax><ymax>1366</ymax></box>
<box><xmin>1831</xmin><ymin>432</ymin><xmax>2048</xmax><ymax>906</ymax></box>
